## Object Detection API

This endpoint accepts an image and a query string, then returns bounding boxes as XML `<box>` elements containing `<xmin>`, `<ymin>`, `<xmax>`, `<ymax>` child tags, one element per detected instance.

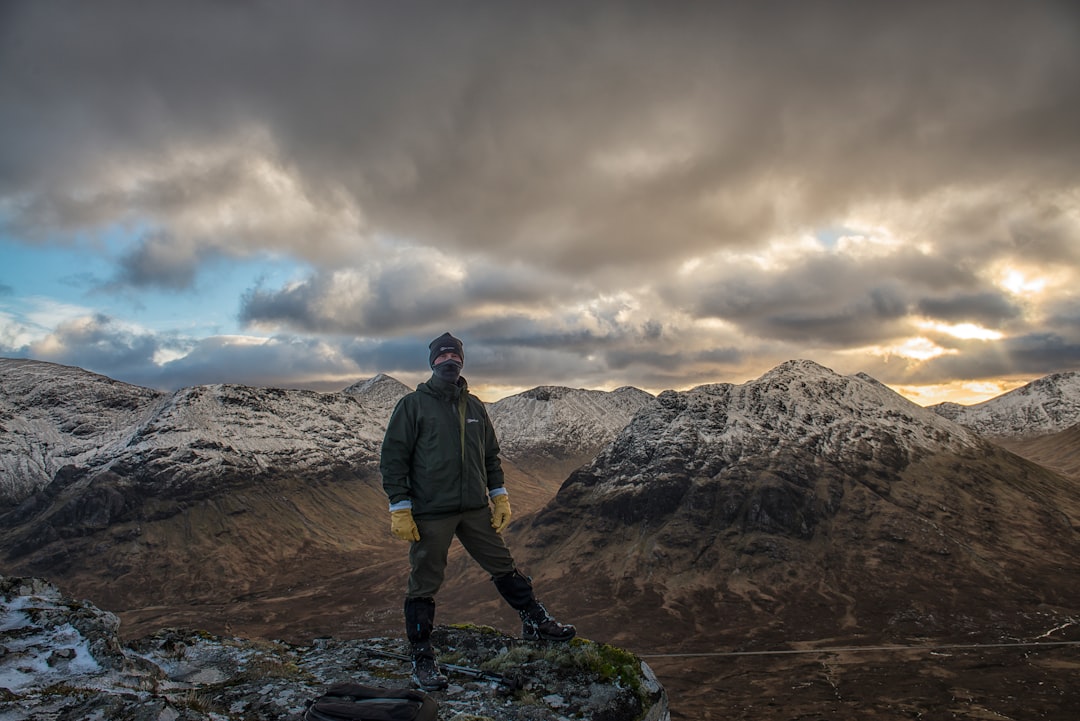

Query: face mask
<box><xmin>433</xmin><ymin>359</ymin><xmax>462</xmax><ymax>383</ymax></box>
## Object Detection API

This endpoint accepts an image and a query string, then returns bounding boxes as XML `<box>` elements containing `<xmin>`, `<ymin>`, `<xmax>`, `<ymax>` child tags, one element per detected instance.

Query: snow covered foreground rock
<box><xmin>0</xmin><ymin>576</ymin><xmax>668</xmax><ymax>721</ymax></box>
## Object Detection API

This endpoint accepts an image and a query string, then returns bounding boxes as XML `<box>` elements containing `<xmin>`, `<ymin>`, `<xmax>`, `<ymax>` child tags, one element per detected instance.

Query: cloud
<box><xmin>5</xmin><ymin>2</ymin><xmax>1078</xmax><ymax>270</ymax></box>
<box><xmin>239</xmin><ymin>246</ymin><xmax>589</xmax><ymax>335</ymax></box>
<box><xmin>152</xmin><ymin>335</ymin><xmax>366</xmax><ymax>391</ymax></box>
<box><xmin>916</xmin><ymin>293</ymin><xmax>1022</xmax><ymax>327</ymax></box>
<box><xmin>2</xmin><ymin>1</ymin><xmax>1079</xmax><ymax>399</ymax></box>
<box><xmin>20</xmin><ymin>313</ymin><xmax>168</xmax><ymax>379</ymax></box>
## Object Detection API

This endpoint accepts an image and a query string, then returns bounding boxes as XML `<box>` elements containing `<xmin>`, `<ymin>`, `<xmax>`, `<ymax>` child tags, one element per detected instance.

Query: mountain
<box><xmin>0</xmin><ymin>359</ymin><xmax>649</xmax><ymax>638</ymax></box>
<box><xmin>462</xmin><ymin>360</ymin><xmax>1080</xmax><ymax>649</ymax></box>
<box><xmin>0</xmin><ymin>358</ymin><xmax>163</xmax><ymax>505</ymax></box>
<box><xmin>5</xmin><ymin>357</ymin><xmax>1080</xmax><ymax>719</ymax></box>
<box><xmin>490</xmin><ymin>385</ymin><xmax>655</xmax><ymax>467</ymax></box>
<box><xmin>487</xmin><ymin>385</ymin><xmax>655</xmax><ymax>513</ymax></box>
<box><xmin>0</xmin><ymin>360</ymin><xmax>410</xmax><ymax>507</ymax></box>
<box><xmin>440</xmin><ymin>359</ymin><xmax>1080</xmax><ymax>719</ymax></box>
<box><xmin>930</xmin><ymin>370</ymin><xmax>1080</xmax><ymax>437</ymax></box>
<box><xmin>0</xmin><ymin>361</ymin><xmax>411</xmax><ymax>624</ymax></box>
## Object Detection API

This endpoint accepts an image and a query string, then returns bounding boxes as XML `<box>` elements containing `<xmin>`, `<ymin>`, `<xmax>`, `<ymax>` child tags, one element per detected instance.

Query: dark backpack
<box><xmin>303</xmin><ymin>683</ymin><xmax>438</xmax><ymax>721</ymax></box>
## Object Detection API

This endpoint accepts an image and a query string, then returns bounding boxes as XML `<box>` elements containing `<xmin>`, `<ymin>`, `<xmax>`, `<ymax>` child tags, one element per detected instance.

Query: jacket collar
<box><xmin>421</xmin><ymin>373</ymin><xmax>468</xmax><ymax>401</ymax></box>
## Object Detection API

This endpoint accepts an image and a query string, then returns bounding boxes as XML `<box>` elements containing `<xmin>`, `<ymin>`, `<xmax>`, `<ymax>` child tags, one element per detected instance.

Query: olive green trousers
<box><xmin>407</xmin><ymin>506</ymin><xmax>516</xmax><ymax>598</ymax></box>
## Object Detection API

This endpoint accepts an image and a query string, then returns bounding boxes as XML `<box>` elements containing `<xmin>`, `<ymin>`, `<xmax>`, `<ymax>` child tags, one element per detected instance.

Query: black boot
<box><xmin>520</xmin><ymin>600</ymin><xmax>577</xmax><ymax>642</ymax></box>
<box><xmin>404</xmin><ymin>597</ymin><xmax>448</xmax><ymax>691</ymax></box>
<box><xmin>493</xmin><ymin>570</ymin><xmax>576</xmax><ymax>642</ymax></box>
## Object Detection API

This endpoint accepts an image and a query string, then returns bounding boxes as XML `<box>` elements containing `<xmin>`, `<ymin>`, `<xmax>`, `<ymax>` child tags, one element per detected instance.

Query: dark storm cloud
<box><xmin>113</xmin><ymin>232</ymin><xmax>201</xmax><ymax>290</ymax></box>
<box><xmin>1046</xmin><ymin>299</ymin><xmax>1080</xmax><ymax>331</ymax></box>
<box><xmin>2</xmin><ymin>1</ymin><xmax>1080</xmax><ymax>395</ymax></box>
<box><xmin>4</xmin><ymin>1</ymin><xmax>1079</xmax><ymax>271</ymax></box>
<box><xmin>238</xmin><ymin>259</ymin><xmax>583</xmax><ymax>336</ymax></box>
<box><xmin>20</xmin><ymin>313</ymin><xmax>167</xmax><ymax>380</ymax></box>
<box><xmin>667</xmin><ymin>249</ymin><xmax>970</xmax><ymax>346</ymax></box>
<box><xmin>151</xmin><ymin>335</ymin><xmax>363</xmax><ymax>391</ymax></box>
<box><xmin>916</xmin><ymin>293</ymin><xmax>1022</xmax><ymax>327</ymax></box>
<box><xmin>897</xmin><ymin>332</ymin><xmax>1080</xmax><ymax>386</ymax></box>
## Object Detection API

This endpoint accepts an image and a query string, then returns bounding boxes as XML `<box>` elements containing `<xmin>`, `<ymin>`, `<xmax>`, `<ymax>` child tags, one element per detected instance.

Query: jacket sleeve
<box><xmin>380</xmin><ymin>396</ymin><xmax>417</xmax><ymax>507</ymax></box>
<box><xmin>480</xmin><ymin>402</ymin><xmax>505</xmax><ymax>493</ymax></box>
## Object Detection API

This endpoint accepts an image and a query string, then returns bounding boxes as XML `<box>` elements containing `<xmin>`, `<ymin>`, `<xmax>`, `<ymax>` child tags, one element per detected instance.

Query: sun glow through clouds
<box><xmin>916</xmin><ymin>320</ymin><xmax>1004</xmax><ymax>341</ymax></box>
<box><xmin>999</xmin><ymin>268</ymin><xmax>1047</xmax><ymax>297</ymax></box>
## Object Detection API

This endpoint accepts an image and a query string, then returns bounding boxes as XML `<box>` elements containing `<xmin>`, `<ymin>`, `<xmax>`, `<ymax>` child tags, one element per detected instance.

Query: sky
<box><xmin>1</xmin><ymin>1</ymin><xmax>1079</xmax><ymax>405</ymax></box>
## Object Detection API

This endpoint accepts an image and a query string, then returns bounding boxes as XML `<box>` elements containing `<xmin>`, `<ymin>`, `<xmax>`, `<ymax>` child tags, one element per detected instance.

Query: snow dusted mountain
<box><xmin>0</xmin><ymin>359</ymin><xmax>410</xmax><ymax>506</ymax></box>
<box><xmin>0</xmin><ymin>359</ymin><xmax>163</xmax><ymax>505</ymax></box>
<box><xmin>0</xmin><ymin>358</ymin><xmax>652</xmax><ymax>635</ymax></box>
<box><xmin>573</xmin><ymin>360</ymin><xmax>982</xmax><ymax>516</ymax></box>
<box><xmin>5</xmin><ymin>357</ymin><xmax>1080</xmax><ymax>720</ymax></box>
<box><xmin>488</xmin><ymin>385</ymin><xmax>654</xmax><ymax>472</ymax></box>
<box><xmin>930</xmin><ymin>370</ymin><xmax>1080</xmax><ymax>437</ymax></box>
<box><xmin>490</xmin><ymin>360</ymin><xmax>1080</xmax><ymax>657</ymax></box>
<box><xmin>0</xmin><ymin>360</ymin><xmax>416</xmax><ymax>622</ymax></box>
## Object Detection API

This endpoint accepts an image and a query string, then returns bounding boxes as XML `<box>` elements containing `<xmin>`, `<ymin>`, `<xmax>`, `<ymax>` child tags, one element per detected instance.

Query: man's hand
<box><xmin>390</xmin><ymin>508</ymin><xmax>420</xmax><ymax>542</ymax></box>
<box><xmin>491</xmin><ymin>494</ymin><xmax>512</xmax><ymax>533</ymax></box>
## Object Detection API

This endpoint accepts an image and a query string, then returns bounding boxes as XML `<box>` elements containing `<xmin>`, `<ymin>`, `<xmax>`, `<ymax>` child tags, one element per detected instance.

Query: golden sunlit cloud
<box><xmin>860</xmin><ymin>336</ymin><xmax>956</xmax><ymax>362</ymax></box>
<box><xmin>998</xmin><ymin>268</ymin><xmax>1047</xmax><ymax>297</ymax></box>
<box><xmin>916</xmin><ymin>320</ymin><xmax>1004</xmax><ymax>341</ymax></box>
<box><xmin>894</xmin><ymin>378</ymin><xmax>1034</xmax><ymax>407</ymax></box>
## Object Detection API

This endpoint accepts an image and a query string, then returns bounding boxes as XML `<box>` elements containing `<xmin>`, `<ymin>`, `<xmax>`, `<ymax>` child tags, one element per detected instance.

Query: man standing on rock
<box><xmin>380</xmin><ymin>331</ymin><xmax>576</xmax><ymax>691</ymax></box>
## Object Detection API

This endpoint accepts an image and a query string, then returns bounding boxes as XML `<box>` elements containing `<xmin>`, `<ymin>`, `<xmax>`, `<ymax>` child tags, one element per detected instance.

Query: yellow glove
<box><xmin>490</xmin><ymin>494</ymin><xmax>512</xmax><ymax>533</ymax></box>
<box><xmin>390</xmin><ymin>508</ymin><xmax>420</xmax><ymax>542</ymax></box>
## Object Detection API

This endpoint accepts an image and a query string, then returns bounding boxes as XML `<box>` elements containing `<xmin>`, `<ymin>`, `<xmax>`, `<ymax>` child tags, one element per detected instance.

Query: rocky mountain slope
<box><xmin>4</xmin><ymin>356</ymin><xmax>1080</xmax><ymax>719</ymax></box>
<box><xmin>0</xmin><ymin>359</ymin><xmax>163</xmax><ymax>505</ymax></box>
<box><xmin>0</xmin><ymin>575</ymin><xmax>669</xmax><ymax>721</ymax></box>
<box><xmin>931</xmin><ymin>370</ymin><xmax>1080</xmax><ymax>437</ymax></box>
<box><xmin>429</xmin><ymin>360</ymin><xmax>1080</xmax><ymax>718</ymax></box>
<box><xmin>0</xmin><ymin>360</ymin><xmax>652</xmax><ymax>509</ymax></box>
<box><xmin>995</xmin><ymin>422</ymin><xmax>1080</xmax><ymax>481</ymax></box>
<box><xmin>488</xmin><ymin>385</ymin><xmax>655</xmax><ymax>508</ymax></box>
<box><xmin>0</xmin><ymin>359</ymin><xmax>409</xmax><ymax>508</ymax></box>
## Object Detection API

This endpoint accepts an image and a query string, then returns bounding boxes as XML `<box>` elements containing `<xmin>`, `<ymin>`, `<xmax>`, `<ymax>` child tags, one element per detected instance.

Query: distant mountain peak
<box><xmin>558</xmin><ymin>360</ymin><xmax>980</xmax><ymax>528</ymax></box>
<box><xmin>488</xmin><ymin>384</ymin><xmax>654</xmax><ymax>464</ymax></box>
<box><xmin>343</xmin><ymin>373</ymin><xmax>410</xmax><ymax>397</ymax></box>
<box><xmin>930</xmin><ymin>369</ymin><xmax>1080</xmax><ymax>437</ymax></box>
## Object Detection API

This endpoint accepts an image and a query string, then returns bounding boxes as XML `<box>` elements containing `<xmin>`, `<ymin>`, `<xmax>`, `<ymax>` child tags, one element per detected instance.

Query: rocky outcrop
<box><xmin>0</xmin><ymin>575</ymin><xmax>669</xmax><ymax>721</ymax></box>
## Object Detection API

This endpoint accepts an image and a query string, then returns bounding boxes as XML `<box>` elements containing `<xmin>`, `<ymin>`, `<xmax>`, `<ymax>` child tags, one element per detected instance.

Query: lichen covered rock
<box><xmin>0</xmin><ymin>576</ymin><xmax>668</xmax><ymax>720</ymax></box>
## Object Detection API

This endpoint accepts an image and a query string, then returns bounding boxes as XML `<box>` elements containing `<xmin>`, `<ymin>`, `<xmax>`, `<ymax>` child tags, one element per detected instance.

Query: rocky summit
<box><xmin>0</xmin><ymin>575</ymin><xmax>669</xmax><ymax>721</ymax></box>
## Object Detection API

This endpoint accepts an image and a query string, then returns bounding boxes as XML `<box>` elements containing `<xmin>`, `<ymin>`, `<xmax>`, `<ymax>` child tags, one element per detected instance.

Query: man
<box><xmin>380</xmin><ymin>332</ymin><xmax>576</xmax><ymax>691</ymax></box>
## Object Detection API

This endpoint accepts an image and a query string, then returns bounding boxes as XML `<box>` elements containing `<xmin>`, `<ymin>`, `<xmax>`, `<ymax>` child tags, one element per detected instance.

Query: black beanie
<box><xmin>428</xmin><ymin>332</ymin><xmax>465</xmax><ymax>368</ymax></box>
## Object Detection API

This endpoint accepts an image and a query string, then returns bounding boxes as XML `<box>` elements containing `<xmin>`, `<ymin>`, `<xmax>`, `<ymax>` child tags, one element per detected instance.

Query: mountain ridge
<box><xmin>0</xmin><ymin>357</ymin><xmax>655</xmax><ymax>506</ymax></box>
<box><xmin>0</xmin><ymin>357</ymin><xmax>655</xmax><ymax>633</ymax></box>
<box><xmin>930</xmin><ymin>370</ymin><xmax>1080</xmax><ymax>437</ymax></box>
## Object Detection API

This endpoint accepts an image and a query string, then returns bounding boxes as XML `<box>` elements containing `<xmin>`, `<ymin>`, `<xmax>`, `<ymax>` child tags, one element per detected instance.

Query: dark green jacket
<box><xmin>380</xmin><ymin>374</ymin><xmax>505</xmax><ymax>519</ymax></box>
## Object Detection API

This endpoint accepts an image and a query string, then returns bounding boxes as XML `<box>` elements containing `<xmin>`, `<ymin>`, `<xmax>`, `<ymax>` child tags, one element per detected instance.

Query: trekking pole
<box><xmin>366</xmin><ymin>649</ymin><xmax>520</xmax><ymax>690</ymax></box>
